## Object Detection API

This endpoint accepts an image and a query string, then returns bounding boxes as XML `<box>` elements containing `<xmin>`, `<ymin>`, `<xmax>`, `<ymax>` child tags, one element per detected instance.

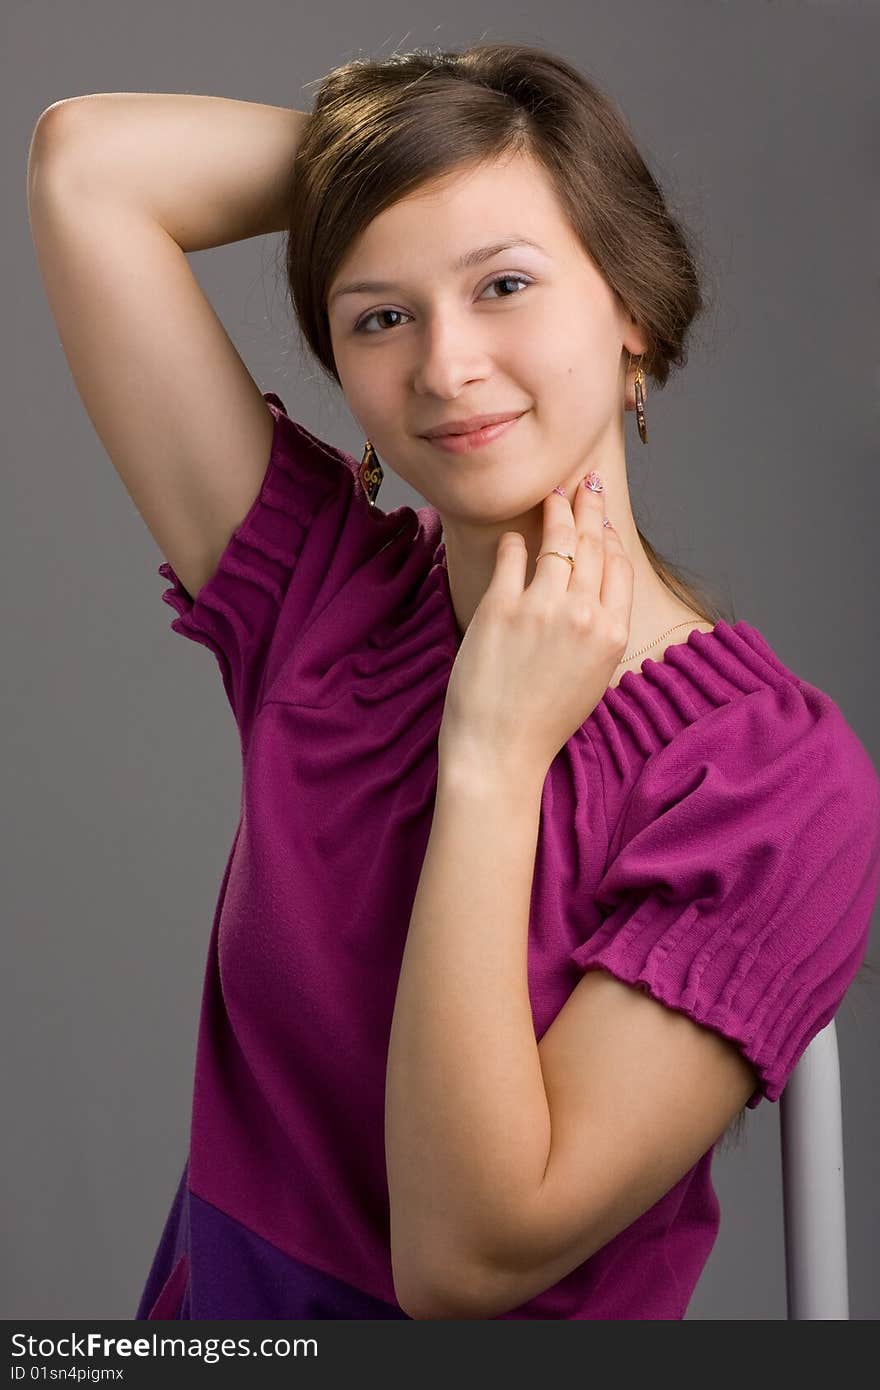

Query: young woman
<box><xmin>28</xmin><ymin>43</ymin><xmax>880</xmax><ymax>1321</ymax></box>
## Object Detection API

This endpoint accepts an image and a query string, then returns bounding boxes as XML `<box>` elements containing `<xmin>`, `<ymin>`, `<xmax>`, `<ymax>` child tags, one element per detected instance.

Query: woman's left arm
<box><xmin>384</xmin><ymin>752</ymin><xmax>553</xmax><ymax>1320</ymax></box>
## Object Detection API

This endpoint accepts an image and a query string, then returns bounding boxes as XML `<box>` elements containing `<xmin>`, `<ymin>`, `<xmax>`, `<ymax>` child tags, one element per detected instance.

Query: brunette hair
<box><xmin>279</xmin><ymin>42</ymin><xmax>877</xmax><ymax>1149</ymax></box>
<box><xmin>282</xmin><ymin>39</ymin><xmax>733</xmax><ymax>624</ymax></box>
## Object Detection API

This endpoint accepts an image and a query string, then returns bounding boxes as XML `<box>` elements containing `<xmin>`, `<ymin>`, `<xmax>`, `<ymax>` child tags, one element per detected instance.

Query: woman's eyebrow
<box><xmin>329</xmin><ymin>236</ymin><xmax>550</xmax><ymax>305</ymax></box>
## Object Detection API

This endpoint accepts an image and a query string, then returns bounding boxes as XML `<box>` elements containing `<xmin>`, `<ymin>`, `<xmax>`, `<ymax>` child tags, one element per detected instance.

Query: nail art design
<box><xmin>583</xmin><ymin>471</ymin><xmax>604</xmax><ymax>493</ymax></box>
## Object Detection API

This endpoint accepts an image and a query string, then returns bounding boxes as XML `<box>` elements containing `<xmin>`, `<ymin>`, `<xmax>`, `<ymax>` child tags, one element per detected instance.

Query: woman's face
<box><xmin>327</xmin><ymin>149</ymin><xmax>640</xmax><ymax>524</ymax></box>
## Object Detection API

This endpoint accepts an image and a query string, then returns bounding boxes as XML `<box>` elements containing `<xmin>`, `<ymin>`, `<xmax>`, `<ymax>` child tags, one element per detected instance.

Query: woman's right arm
<box><xmin>27</xmin><ymin>94</ymin><xmax>311</xmax><ymax>602</ymax></box>
<box><xmin>30</xmin><ymin>93</ymin><xmax>310</xmax><ymax>248</ymax></box>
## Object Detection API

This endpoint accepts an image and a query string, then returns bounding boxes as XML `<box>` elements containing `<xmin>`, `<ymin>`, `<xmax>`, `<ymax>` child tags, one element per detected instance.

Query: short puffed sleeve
<box><xmin>571</xmin><ymin>680</ymin><xmax>880</xmax><ymax>1108</ymax></box>
<box><xmin>157</xmin><ymin>392</ymin><xmax>395</xmax><ymax>741</ymax></box>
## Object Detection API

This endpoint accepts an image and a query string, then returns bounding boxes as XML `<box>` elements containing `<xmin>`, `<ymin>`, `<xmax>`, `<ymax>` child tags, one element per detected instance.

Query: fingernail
<box><xmin>583</xmin><ymin>471</ymin><xmax>604</xmax><ymax>493</ymax></box>
<box><xmin>602</xmin><ymin>517</ymin><xmax>613</xmax><ymax>529</ymax></box>
<box><xmin>552</xmin><ymin>485</ymin><xmax>567</xmax><ymax>497</ymax></box>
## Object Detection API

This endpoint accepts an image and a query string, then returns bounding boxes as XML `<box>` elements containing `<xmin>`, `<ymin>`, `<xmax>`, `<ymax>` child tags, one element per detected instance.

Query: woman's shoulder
<box><xmin>605</xmin><ymin>613</ymin><xmax>716</xmax><ymax>690</ymax></box>
<box><xmin>587</xmin><ymin>614</ymin><xmax>877</xmax><ymax>799</ymax></box>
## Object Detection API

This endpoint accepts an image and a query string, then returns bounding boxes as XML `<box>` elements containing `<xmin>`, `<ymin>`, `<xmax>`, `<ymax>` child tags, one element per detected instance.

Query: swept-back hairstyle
<box><xmin>283</xmin><ymin>40</ymin><xmax>731</xmax><ymax>624</ymax></box>
<box><xmin>279</xmin><ymin>42</ymin><xmax>877</xmax><ymax>1147</ymax></box>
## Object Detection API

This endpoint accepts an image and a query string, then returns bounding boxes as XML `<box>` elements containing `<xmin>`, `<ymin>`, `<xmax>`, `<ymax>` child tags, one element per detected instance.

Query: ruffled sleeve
<box><xmin>157</xmin><ymin>392</ymin><xmax>391</xmax><ymax>740</ymax></box>
<box><xmin>571</xmin><ymin>680</ymin><xmax>880</xmax><ymax>1108</ymax></box>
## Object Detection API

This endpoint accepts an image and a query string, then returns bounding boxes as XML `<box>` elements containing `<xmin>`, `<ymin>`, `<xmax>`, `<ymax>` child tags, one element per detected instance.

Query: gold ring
<box><xmin>536</xmin><ymin>549</ymin><xmax>575</xmax><ymax>570</ymax></box>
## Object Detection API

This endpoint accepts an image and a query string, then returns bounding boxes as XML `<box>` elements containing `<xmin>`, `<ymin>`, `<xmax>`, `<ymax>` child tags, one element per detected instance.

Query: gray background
<box><xmin>6</xmin><ymin>0</ymin><xmax>878</xmax><ymax>1319</ymax></box>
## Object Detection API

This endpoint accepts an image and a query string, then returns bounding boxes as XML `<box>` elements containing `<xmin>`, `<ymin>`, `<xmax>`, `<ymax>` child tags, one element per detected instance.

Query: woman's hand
<box><xmin>438</xmin><ymin>476</ymin><xmax>634</xmax><ymax>783</ymax></box>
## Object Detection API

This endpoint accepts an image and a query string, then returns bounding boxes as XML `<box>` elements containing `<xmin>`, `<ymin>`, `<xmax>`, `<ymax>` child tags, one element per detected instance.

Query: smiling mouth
<box><xmin>421</xmin><ymin>410</ymin><xmax>528</xmax><ymax>453</ymax></box>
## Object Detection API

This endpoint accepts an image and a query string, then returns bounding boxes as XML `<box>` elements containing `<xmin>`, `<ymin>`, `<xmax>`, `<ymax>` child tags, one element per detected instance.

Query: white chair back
<box><xmin>780</xmin><ymin>1019</ymin><xmax>849</xmax><ymax>1319</ymax></box>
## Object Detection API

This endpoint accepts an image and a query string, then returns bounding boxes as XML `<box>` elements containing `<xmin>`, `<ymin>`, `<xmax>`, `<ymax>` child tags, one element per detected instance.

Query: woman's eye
<box><xmin>482</xmin><ymin>273</ymin><xmax>532</xmax><ymax>300</ymax></box>
<box><xmin>352</xmin><ymin>273</ymin><xmax>532</xmax><ymax>334</ymax></box>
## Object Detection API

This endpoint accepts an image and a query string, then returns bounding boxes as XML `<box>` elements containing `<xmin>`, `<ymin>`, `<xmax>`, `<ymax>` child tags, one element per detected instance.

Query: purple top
<box><xmin>136</xmin><ymin>392</ymin><xmax>880</xmax><ymax>1321</ymax></box>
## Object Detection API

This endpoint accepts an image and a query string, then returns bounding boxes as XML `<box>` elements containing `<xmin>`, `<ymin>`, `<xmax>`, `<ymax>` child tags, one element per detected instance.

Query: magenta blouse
<box><xmin>135</xmin><ymin>392</ymin><xmax>880</xmax><ymax>1321</ymax></box>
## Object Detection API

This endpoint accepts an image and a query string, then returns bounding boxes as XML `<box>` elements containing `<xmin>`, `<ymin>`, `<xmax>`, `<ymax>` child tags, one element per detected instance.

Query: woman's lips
<box><xmin>422</xmin><ymin>410</ymin><xmax>527</xmax><ymax>453</ymax></box>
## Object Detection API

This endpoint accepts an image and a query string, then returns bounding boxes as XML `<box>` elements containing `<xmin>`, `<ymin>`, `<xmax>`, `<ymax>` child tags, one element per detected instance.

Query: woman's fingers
<box><xmin>599</xmin><ymin>522</ymin><xmax>634</xmax><ymax>635</ymax></box>
<box><xmin>568</xmin><ymin>474</ymin><xmax>608</xmax><ymax>602</ymax></box>
<box><xmin>527</xmin><ymin>489</ymin><xmax>582</xmax><ymax>598</ymax></box>
<box><xmin>570</xmin><ymin>473</ymin><xmax>632</xmax><ymax>637</ymax></box>
<box><xmin>488</xmin><ymin>528</ymin><xmax>529</xmax><ymax>600</ymax></box>
<box><xmin>493</xmin><ymin>472</ymin><xmax>631</xmax><ymax>633</ymax></box>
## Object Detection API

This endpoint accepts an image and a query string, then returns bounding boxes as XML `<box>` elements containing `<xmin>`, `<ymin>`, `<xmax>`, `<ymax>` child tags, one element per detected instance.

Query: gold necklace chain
<box><xmin>616</xmin><ymin>619</ymin><xmax>707</xmax><ymax>669</ymax></box>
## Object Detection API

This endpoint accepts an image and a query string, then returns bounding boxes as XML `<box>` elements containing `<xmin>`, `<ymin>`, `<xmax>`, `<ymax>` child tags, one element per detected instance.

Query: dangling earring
<box><xmin>358</xmin><ymin>440</ymin><xmax>384</xmax><ymax>505</ymax></box>
<box><xmin>629</xmin><ymin>350</ymin><xmax>648</xmax><ymax>445</ymax></box>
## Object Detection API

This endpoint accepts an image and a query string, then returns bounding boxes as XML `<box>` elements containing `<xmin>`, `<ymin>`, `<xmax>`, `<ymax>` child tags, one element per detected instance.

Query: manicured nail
<box><xmin>583</xmin><ymin>471</ymin><xmax>604</xmax><ymax>493</ymax></box>
<box><xmin>552</xmin><ymin>485</ymin><xmax>567</xmax><ymax>497</ymax></box>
